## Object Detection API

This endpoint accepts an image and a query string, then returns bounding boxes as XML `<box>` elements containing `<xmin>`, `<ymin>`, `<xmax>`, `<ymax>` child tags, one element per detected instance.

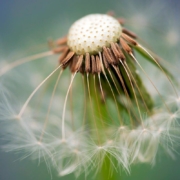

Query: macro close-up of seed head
<box><xmin>0</xmin><ymin>1</ymin><xmax>180</xmax><ymax>180</ymax></box>
<box><xmin>67</xmin><ymin>14</ymin><xmax>122</xmax><ymax>54</ymax></box>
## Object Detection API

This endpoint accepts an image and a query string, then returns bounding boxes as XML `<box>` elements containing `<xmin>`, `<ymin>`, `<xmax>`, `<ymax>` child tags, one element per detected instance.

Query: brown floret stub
<box><xmin>53</xmin><ymin>38</ymin><xmax>138</xmax><ymax>74</ymax></box>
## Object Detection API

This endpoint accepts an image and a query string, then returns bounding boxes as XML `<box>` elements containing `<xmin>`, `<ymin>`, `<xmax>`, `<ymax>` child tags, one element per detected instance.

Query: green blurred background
<box><xmin>0</xmin><ymin>0</ymin><xmax>180</xmax><ymax>179</ymax></box>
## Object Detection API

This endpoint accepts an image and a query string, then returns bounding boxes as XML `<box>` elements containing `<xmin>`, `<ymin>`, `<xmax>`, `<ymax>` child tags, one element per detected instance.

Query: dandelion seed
<box><xmin>0</xmin><ymin>12</ymin><xmax>180</xmax><ymax>178</ymax></box>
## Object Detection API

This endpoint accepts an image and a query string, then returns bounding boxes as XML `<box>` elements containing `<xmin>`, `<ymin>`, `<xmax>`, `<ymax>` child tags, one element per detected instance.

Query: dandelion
<box><xmin>0</xmin><ymin>12</ymin><xmax>180</xmax><ymax>179</ymax></box>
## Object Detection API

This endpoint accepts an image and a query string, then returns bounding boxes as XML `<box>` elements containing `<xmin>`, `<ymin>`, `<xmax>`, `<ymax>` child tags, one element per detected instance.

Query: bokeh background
<box><xmin>0</xmin><ymin>0</ymin><xmax>180</xmax><ymax>179</ymax></box>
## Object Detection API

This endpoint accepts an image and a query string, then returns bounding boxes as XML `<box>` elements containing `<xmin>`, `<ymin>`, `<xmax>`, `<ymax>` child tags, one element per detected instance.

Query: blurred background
<box><xmin>0</xmin><ymin>0</ymin><xmax>180</xmax><ymax>179</ymax></box>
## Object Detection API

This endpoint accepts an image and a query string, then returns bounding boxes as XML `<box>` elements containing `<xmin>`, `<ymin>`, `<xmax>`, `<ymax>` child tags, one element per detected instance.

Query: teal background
<box><xmin>0</xmin><ymin>0</ymin><xmax>180</xmax><ymax>180</ymax></box>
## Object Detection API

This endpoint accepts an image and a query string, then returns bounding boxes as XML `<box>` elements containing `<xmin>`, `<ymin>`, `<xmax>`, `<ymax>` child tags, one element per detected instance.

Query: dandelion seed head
<box><xmin>1</xmin><ymin>7</ymin><xmax>180</xmax><ymax>178</ymax></box>
<box><xmin>67</xmin><ymin>14</ymin><xmax>122</xmax><ymax>55</ymax></box>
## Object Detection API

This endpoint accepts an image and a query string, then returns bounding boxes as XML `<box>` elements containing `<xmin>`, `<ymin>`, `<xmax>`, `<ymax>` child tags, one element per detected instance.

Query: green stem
<box><xmin>87</xmin><ymin>75</ymin><xmax>120</xmax><ymax>180</ymax></box>
<box><xmin>98</xmin><ymin>155</ymin><xmax>118</xmax><ymax>180</ymax></box>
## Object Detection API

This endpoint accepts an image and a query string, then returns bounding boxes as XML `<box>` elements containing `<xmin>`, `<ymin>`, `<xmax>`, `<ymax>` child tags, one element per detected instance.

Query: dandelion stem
<box><xmin>93</xmin><ymin>75</ymin><xmax>107</xmax><ymax>135</ymax></box>
<box><xmin>99</xmin><ymin>154</ymin><xmax>118</xmax><ymax>180</ymax></box>
<box><xmin>82</xmin><ymin>75</ymin><xmax>87</xmax><ymax>126</ymax></box>
<box><xmin>103</xmin><ymin>70</ymin><xmax>123</xmax><ymax>126</ymax></box>
<box><xmin>107</xmin><ymin>69</ymin><xmax>124</xmax><ymax>125</ymax></box>
<box><xmin>98</xmin><ymin>73</ymin><xmax>115</xmax><ymax>124</ymax></box>
<box><xmin>87</xmin><ymin>73</ymin><xmax>101</xmax><ymax>145</ymax></box>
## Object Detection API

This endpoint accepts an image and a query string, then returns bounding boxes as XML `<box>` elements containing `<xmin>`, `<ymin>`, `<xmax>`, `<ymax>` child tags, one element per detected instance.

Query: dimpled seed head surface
<box><xmin>67</xmin><ymin>14</ymin><xmax>122</xmax><ymax>55</ymax></box>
